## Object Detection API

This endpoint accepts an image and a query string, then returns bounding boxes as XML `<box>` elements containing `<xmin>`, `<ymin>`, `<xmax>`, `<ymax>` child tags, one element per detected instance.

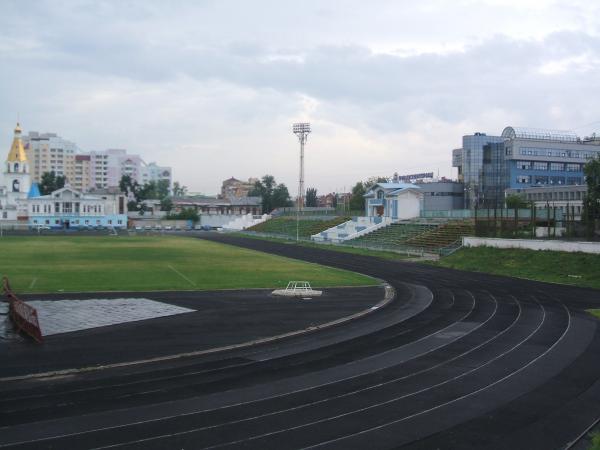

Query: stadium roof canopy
<box><xmin>501</xmin><ymin>126</ymin><xmax>579</xmax><ymax>143</ymax></box>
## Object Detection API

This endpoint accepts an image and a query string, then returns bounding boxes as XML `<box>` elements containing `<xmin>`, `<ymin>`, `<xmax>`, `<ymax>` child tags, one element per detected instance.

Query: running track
<box><xmin>1</xmin><ymin>233</ymin><xmax>599</xmax><ymax>449</ymax></box>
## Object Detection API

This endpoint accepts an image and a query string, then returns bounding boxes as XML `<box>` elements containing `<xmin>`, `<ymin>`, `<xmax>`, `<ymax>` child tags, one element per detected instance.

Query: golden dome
<box><xmin>6</xmin><ymin>122</ymin><xmax>27</xmax><ymax>163</ymax></box>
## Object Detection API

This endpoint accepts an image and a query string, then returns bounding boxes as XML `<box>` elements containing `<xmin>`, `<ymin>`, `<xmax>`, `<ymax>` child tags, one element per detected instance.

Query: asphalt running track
<box><xmin>1</xmin><ymin>233</ymin><xmax>600</xmax><ymax>449</ymax></box>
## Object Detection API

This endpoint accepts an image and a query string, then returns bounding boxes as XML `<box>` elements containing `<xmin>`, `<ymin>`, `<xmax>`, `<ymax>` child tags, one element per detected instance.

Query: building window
<box><xmin>566</xmin><ymin>163</ymin><xmax>580</xmax><ymax>172</ymax></box>
<box><xmin>533</xmin><ymin>162</ymin><xmax>548</xmax><ymax>171</ymax></box>
<box><xmin>516</xmin><ymin>161</ymin><xmax>531</xmax><ymax>170</ymax></box>
<box><xmin>550</xmin><ymin>163</ymin><xmax>564</xmax><ymax>171</ymax></box>
<box><xmin>517</xmin><ymin>176</ymin><xmax>530</xmax><ymax>184</ymax></box>
<box><xmin>534</xmin><ymin>176</ymin><xmax>548</xmax><ymax>184</ymax></box>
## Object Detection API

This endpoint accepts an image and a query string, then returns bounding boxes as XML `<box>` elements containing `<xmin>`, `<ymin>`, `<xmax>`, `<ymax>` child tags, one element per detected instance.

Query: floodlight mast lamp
<box><xmin>293</xmin><ymin>122</ymin><xmax>311</xmax><ymax>242</ymax></box>
<box><xmin>293</xmin><ymin>122</ymin><xmax>311</xmax><ymax>210</ymax></box>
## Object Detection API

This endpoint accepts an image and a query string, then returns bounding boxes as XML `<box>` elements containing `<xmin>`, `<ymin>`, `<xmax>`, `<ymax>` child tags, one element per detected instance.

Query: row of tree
<box><xmin>249</xmin><ymin>175</ymin><xmax>292</xmax><ymax>213</ymax></box>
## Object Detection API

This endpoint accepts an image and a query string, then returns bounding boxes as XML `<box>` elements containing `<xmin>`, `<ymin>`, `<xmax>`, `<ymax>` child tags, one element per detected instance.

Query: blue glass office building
<box><xmin>457</xmin><ymin>127</ymin><xmax>600</xmax><ymax>208</ymax></box>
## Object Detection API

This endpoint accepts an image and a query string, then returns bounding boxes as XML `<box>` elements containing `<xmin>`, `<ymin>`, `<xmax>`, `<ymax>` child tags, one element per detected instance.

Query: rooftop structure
<box><xmin>501</xmin><ymin>127</ymin><xmax>579</xmax><ymax>143</ymax></box>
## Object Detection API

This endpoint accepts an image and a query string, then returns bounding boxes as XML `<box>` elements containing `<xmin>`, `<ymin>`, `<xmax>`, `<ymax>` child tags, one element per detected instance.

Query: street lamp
<box><xmin>293</xmin><ymin>122</ymin><xmax>311</xmax><ymax>241</ymax></box>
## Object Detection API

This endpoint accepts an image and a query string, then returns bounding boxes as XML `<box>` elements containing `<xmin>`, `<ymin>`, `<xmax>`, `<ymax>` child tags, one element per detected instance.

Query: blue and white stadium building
<box><xmin>27</xmin><ymin>185</ymin><xmax>128</xmax><ymax>229</ymax></box>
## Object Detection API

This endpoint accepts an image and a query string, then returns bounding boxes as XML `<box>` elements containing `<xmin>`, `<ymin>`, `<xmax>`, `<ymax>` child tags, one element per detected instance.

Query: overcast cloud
<box><xmin>1</xmin><ymin>0</ymin><xmax>599</xmax><ymax>194</ymax></box>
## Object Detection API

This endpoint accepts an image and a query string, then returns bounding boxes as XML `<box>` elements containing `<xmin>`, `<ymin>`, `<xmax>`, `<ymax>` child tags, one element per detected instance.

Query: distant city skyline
<box><xmin>1</xmin><ymin>0</ymin><xmax>599</xmax><ymax>195</ymax></box>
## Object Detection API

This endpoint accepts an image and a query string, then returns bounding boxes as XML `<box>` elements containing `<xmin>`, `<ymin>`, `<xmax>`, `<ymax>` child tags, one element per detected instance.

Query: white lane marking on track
<box><xmin>0</xmin><ymin>288</ymin><xmax>477</xmax><ymax>448</ymax></box>
<box><xmin>29</xmin><ymin>278</ymin><xmax>37</xmax><ymax>289</ymax></box>
<box><xmin>167</xmin><ymin>265</ymin><xmax>196</xmax><ymax>287</ymax></box>
<box><xmin>85</xmin><ymin>291</ymin><xmax>518</xmax><ymax>450</ymax></box>
<box><xmin>195</xmin><ymin>295</ymin><xmax>547</xmax><ymax>450</ymax></box>
<box><xmin>301</xmin><ymin>299</ymin><xmax>570</xmax><ymax>450</ymax></box>
<box><xmin>86</xmin><ymin>290</ymin><xmax>503</xmax><ymax>450</ymax></box>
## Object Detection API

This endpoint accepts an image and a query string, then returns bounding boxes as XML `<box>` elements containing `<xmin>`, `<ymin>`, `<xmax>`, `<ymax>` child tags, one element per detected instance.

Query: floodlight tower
<box><xmin>293</xmin><ymin>122</ymin><xmax>311</xmax><ymax>210</ymax></box>
<box><xmin>293</xmin><ymin>122</ymin><xmax>311</xmax><ymax>241</ymax></box>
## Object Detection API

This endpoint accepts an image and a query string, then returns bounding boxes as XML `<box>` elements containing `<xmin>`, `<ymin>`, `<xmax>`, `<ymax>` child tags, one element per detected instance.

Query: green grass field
<box><xmin>589</xmin><ymin>310</ymin><xmax>600</xmax><ymax>319</ymax></box>
<box><xmin>0</xmin><ymin>236</ymin><xmax>376</xmax><ymax>293</ymax></box>
<box><xmin>435</xmin><ymin>247</ymin><xmax>600</xmax><ymax>290</ymax></box>
<box><xmin>247</xmin><ymin>216</ymin><xmax>350</xmax><ymax>238</ymax></box>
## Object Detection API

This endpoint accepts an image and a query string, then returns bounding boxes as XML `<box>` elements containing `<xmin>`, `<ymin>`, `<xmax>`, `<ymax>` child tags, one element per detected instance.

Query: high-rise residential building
<box><xmin>22</xmin><ymin>131</ymin><xmax>79</xmax><ymax>184</ymax></box>
<box><xmin>73</xmin><ymin>154</ymin><xmax>92</xmax><ymax>192</ymax></box>
<box><xmin>21</xmin><ymin>129</ymin><xmax>172</xmax><ymax>192</ymax></box>
<box><xmin>142</xmin><ymin>162</ymin><xmax>172</xmax><ymax>187</ymax></box>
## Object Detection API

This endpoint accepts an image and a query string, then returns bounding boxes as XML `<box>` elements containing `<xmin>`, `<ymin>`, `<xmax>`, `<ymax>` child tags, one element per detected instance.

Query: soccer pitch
<box><xmin>0</xmin><ymin>235</ymin><xmax>376</xmax><ymax>294</ymax></box>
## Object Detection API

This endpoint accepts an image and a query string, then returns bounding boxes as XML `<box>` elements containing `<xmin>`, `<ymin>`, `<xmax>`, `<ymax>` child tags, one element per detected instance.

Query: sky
<box><xmin>1</xmin><ymin>0</ymin><xmax>599</xmax><ymax>195</ymax></box>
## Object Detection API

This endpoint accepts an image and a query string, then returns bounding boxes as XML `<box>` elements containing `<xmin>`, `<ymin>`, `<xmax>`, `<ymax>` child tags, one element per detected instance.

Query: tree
<box><xmin>166</xmin><ymin>207</ymin><xmax>200</xmax><ymax>223</ymax></box>
<box><xmin>306</xmin><ymin>187</ymin><xmax>318</xmax><ymax>207</ymax></box>
<box><xmin>40</xmin><ymin>171</ymin><xmax>66</xmax><ymax>195</ymax></box>
<box><xmin>505</xmin><ymin>194</ymin><xmax>529</xmax><ymax>209</ymax></box>
<box><xmin>349</xmin><ymin>181</ymin><xmax>366</xmax><ymax>211</ymax></box>
<box><xmin>119</xmin><ymin>175</ymin><xmax>140</xmax><ymax>200</ymax></box>
<box><xmin>156</xmin><ymin>179</ymin><xmax>170</xmax><ymax>199</ymax></box>
<box><xmin>272</xmin><ymin>183</ymin><xmax>292</xmax><ymax>209</ymax></box>
<box><xmin>160</xmin><ymin>197</ymin><xmax>173</xmax><ymax>212</ymax></box>
<box><xmin>249</xmin><ymin>175</ymin><xmax>290</xmax><ymax>213</ymax></box>
<box><xmin>364</xmin><ymin>176</ymin><xmax>389</xmax><ymax>191</ymax></box>
<box><xmin>348</xmin><ymin>176</ymin><xmax>389</xmax><ymax>212</ymax></box>
<box><xmin>172</xmin><ymin>181</ymin><xmax>188</xmax><ymax>197</ymax></box>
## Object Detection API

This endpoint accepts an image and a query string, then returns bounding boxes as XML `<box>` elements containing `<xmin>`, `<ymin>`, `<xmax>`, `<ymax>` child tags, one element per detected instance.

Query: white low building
<box><xmin>27</xmin><ymin>185</ymin><xmax>128</xmax><ymax>229</ymax></box>
<box><xmin>363</xmin><ymin>182</ymin><xmax>423</xmax><ymax>220</ymax></box>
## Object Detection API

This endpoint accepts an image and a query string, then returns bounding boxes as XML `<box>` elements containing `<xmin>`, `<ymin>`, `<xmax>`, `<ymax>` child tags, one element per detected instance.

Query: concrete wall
<box><xmin>463</xmin><ymin>236</ymin><xmax>600</xmax><ymax>254</ymax></box>
<box><xmin>420</xmin><ymin>182</ymin><xmax>464</xmax><ymax>211</ymax></box>
<box><xmin>200</xmin><ymin>214</ymin><xmax>246</xmax><ymax>227</ymax></box>
<box><xmin>130</xmin><ymin>219</ymin><xmax>190</xmax><ymax>228</ymax></box>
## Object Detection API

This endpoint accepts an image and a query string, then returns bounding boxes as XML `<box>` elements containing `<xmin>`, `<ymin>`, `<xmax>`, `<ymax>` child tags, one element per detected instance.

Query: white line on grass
<box><xmin>167</xmin><ymin>265</ymin><xmax>196</xmax><ymax>287</ymax></box>
<box><xmin>29</xmin><ymin>278</ymin><xmax>37</xmax><ymax>289</ymax></box>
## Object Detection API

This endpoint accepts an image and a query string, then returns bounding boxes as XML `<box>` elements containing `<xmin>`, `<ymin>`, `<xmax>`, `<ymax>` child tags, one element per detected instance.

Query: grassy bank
<box><xmin>435</xmin><ymin>246</ymin><xmax>600</xmax><ymax>290</ymax></box>
<box><xmin>0</xmin><ymin>236</ymin><xmax>376</xmax><ymax>293</ymax></box>
<box><xmin>235</xmin><ymin>232</ymin><xmax>417</xmax><ymax>261</ymax></box>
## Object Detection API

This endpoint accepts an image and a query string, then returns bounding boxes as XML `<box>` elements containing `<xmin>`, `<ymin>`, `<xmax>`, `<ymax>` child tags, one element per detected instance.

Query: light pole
<box><xmin>293</xmin><ymin>122</ymin><xmax>311</xmax><ymax>241</ymax></box>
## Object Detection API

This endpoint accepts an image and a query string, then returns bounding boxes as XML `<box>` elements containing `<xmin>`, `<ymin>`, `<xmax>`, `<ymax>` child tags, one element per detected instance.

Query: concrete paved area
<box><xmin>27</xmin><ymin>298</ymin><xmax>195</xmax><ymax>336</ymax></box>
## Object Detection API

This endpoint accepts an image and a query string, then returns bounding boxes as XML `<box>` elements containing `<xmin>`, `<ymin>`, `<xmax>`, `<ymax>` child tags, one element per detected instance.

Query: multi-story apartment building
<box><xmin>454</xmin><ymin>127</ymin><xmax>600</xmax><ymax>209</ymax></box>
<box><xmin>73</xmin><ymin>155</ymin><xmax>92</xmax><ymax>192</ymax></box>
<box><xmin>142</xmin><ymin>162</ymin><xmax>172</xmax><ymax>187</ymax></box>
<box><xmin>22</xmin><ymin>131</ymin><xmax>80</xmax><ymax>184</ymax></box>
<box><xmin>22</xmin><ymin>130</ymin><xmax>172</xmax><ymax>192</ymax></box>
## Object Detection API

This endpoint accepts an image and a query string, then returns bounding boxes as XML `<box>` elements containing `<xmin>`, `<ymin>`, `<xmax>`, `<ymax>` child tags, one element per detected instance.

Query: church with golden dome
<box><xmin>0</xmin><ymin>123</ymin><xmax>32</xmax><ymax>222</ymax></box>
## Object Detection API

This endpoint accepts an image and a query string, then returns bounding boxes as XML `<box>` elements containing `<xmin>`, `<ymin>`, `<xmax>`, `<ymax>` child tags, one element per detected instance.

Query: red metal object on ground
<box><xmin>2</xmin><ymin>276</ymin><xmax>43</xmax><ymax>343</ymax></box>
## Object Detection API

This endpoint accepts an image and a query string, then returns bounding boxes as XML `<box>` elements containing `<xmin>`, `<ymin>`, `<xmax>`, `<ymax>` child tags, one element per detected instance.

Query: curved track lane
<box><xmin>0</xmin><ymin>233</ymin><xmax>599</xmax><ymax>450</ymax></box>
